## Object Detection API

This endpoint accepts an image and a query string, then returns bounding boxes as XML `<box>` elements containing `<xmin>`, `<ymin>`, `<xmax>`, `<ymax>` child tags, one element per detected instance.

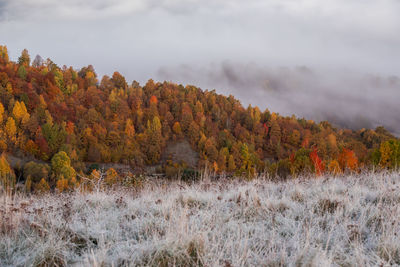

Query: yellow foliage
<box><xmin>5</xmin><ymin>117</ymin><xmax>16</xmax><ymax>139</ymax></box>
<box><xmin>56</xmin><ymin>177</ymin><xmax>69</xmax><ymax>192</ymax></box>
<box><xmin>25</xmin><ymin>175</ymin><xmax>32</xmax><ymax>193</ymax></box>
<box><xmin>125</xmin><ymin>119</ymin><xmax>135</xmax><ymax>138</ymax></box>
<box><xmin>172</xmin><ymin>122</ymin><xmax>182</xmax><ymax>135</ymax></box>
<box><xmin>35</xmin><ymin>178</ymin><xmax>50</xmax><ymax>193</ymax></box>
<box><xmin>0</xmin><ymin>45</ymin><xmax>9</xmax><ymax>62</ymax></box>
<box><xmin>105</xmin><ymin>168</ymin><xmax>118</xmax><ymax>186</ymax></box>
<box><xmin>327</xmin><ymin>134</ymin><xmax>337</xmax><ymax>152</ymax></box>
<box><xmin>12</xmin><ymin>101</ymin><xmax>23</xmax><ymax>121</ymax></box>
<box><xmin>85</xmin><ymin>71</ymin><xmax>95</xmax><ymax>79</ymax></box>
<box><xmin>213</xmin><ymin>161</ymin><xmax>218</xmax><ymax>172</ymax></box>
<box><xmin>328</xmin><ymin>160</ymin><xmax>342</xmax><ymax>175</ymax></box>
<box><xmin>0</xmin><ymin>102</ymin><xmax>4</xmax><ymax>123</ymax></box>
<box><xmin>379</xmin><ymin>142</ymin><xmax>392</xmax><ymax>168</ymax></box>
<box><xmin>90</xmin><ymin>169</ymin><xmax>101</xmax><ymax>180</ymax></box>
<box><xmin>0</xmin><ymin>140</ymin><xmax>7</xmax><ymax>152</ymax></box>
<box><xmin>6</xmin><ymin>83</ymin><xmax>12</xmax><ymax>94</ymax></box>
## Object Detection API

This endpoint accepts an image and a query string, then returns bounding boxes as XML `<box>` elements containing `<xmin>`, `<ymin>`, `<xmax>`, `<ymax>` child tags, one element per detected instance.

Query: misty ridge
<box><xmin>158</xmin><ymin>62</ymin><xmax>400</xmax><ymax>136</ymax></box>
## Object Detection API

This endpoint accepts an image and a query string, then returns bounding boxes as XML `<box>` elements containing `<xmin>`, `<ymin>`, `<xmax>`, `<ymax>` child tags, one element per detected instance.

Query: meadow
<box><xmin>1</xmin><ymin>171</ymin><xmax>400</xmax><ymax>266</ymax></box>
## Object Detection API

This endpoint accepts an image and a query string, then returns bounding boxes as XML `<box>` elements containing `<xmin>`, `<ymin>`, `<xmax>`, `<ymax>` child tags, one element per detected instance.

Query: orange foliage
<box><xmin>310</xmin><ymin>148</ymin><xmax>324</xmax><ymax>176</ymax></box>
<box><xmin>338</xmin><ymin>148</ymin><xmax>358</xmax><ymax>172</ymax></box>
<box><xmin>263</xmin><ymin>123</ymin><xmax>269</xmax><ymax>135</ymax></box>
<box><xmin>149</xmin><ymin>95</ymin><xmax>158</xmax><ymax>105</ymax></box>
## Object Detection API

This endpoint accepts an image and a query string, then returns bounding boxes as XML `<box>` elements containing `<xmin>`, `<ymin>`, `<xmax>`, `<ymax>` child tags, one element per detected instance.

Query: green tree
<box><xmin>42</xmin><ymin>122</ymin><xmax>67</xmax><ymax>153</ymax></box>
<box><xmin>17</xmin><ymin>65</ymin><xmax>27</xmax><ymax>80</ymax></box>
<box><xmin>51</xmin><ymin>151</ymin><xmax>76</xmax><ymax>182</ymax></box>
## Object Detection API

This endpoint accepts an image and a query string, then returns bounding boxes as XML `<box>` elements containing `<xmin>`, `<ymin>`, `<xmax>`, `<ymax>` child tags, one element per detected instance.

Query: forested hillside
<box><xmin>0</xmin><ymin>45</ymin><xmax>399</xmax><ymax>192</ymax></box>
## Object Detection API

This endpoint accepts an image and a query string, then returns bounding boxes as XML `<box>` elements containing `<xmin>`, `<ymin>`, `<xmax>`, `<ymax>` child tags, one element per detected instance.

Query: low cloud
<box><xmin>157</xmin><ymin>63</ymin><xmax>400</xmax><ymax>135</ymax></box>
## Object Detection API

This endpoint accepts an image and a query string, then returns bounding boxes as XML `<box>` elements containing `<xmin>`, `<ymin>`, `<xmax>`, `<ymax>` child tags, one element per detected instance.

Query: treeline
<box><xmin>0</xmin><ymin>46</ymin><xmax>399</xmax><ymax>193</ymax></box>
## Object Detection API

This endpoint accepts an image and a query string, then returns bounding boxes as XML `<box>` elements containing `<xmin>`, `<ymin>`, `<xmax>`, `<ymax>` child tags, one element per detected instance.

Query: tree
<box><xmin>217</xmin><ymin>149</ymin><xmax>227</xmax><ymax>172</ymax></box>
<box><xmin>32</xmin><ymin>54</ymin><xmax>44</xmax><ymax>67</ymax></box>
<box><xmin>0</xmin><ymin>102</ymin><xmax>4</xmax><ymax>124</ymax></box>
<box><xmin>23</xmin><ymin>161</ymin><xmax>50</xmax><ymax>184</ymax></box>
<box><xmin>12</xmin><ymin>101</ymin><xmax>30</xmax><ymax>124</ymax></box>
<box><xmin>172</xmin><ymin>122</ymin><xmax>182</xmax><ymax>136</ymax></box>
<box><xmin>289</xmin><ymin>148</ymin><xmax>313</xmax><ymax>176</ymax></box>
<box><xmin>239</xmin><ymin>143</ymin><xmax>255</xmax><ymax>177</ymax></box>
<box><xmin>111</xmin><ymin>71</ymin><xmax>127</xmax><ymax>89</ymax></box>
<box><xmin>269</xmin><ymin>119</ymin><xmax>281</xmax><ymax>147</ymax></box>
<box><xmin>0</xmin><ymin>45</ymin><xmax>9</xmax><ymax>62</ymax></box>
<box><xmin>105</xmin><ymin>168</ymin><xmax>118</xmax><ymax>186</ymax></box>
<box><xmin>5</xmin><ymin>117</ymin><xmax>17</xmax><ymax>141</ymax></box>
<box><xmin>290</xmin><ymin>130</ymin><xmax>300</xmax><ymax>146</ymax></box>
<box><xmin>51</xmin><ymin>151</ymin><xmax>76</xmax><ymax>190</ymax></box>
<box><xmin>378</xmin><ymin>140</ymin><xmax>400</xmax><ymax>169</ymax></box>
<box><xmin>125</xmin><ymin>119</ymin><xmax>135</xmax><ymax>138</ymax></box>
<box><xmin>35</xmin><ymin>178</ymin><xmax>50</xmax><ymax>193</ymax></box>
<box><xmin>310</xmin><ymin>148</ymin><xmax>324</xmax><ymax>176</ymax></box>
<box><xmin>227</xmin><ymin>155</ymin><xmax>236</xmax><ymax>172</ymax></box>
<box><xmin>17</xmin><ymin>65</ymin><xmax>27</xmax><ymax>80</ymax></box>
<box><xmin>18</xmin><ymin>49</ymin><xmax>30</xmax><ymax>66</ymax></box>
<box><xmin>327</xmin><ymin>134</ymin><xmax>338</xmax><ymax>155</ymax></box>
<box><xmin>338</xmin><ymin>148</ymin><xmax>358</xmax><ymax>172</ymax></box>
<box><xmin>144</xmin><ymin>116</ymin><xmax>163</xmax><ymax>164</ymax></box>
<box><xmin>379</xmin><ymin>141</ymin><xmax>392</xmax><ymax>168</ymax></box>
<box><xmin>328</xmin><ymin>160</ymin><xmax>341</xmax><ymax>175</ymax></box>
<box><xmin>0</xmin><ymin>153</ymin><xmax>15</xmax><ymax>191</ymax></box>
<box><xmin>42</xmin><ymin>122</ymin><xmax>67</xmax><ymax>153</ymax></box>
<box><xmin>149</xmin><ymin>95</ymin><xmax>158</xmax><ymax>105</ymax></box>
<box><xmin>204</xmin><ymin>138</ymin><xmax>218</xmax><ymax>162</ymax></box>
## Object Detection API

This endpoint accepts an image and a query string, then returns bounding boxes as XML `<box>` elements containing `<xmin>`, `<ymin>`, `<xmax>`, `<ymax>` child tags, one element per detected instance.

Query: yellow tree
<box><xmin>0</xmin><ymin>102</ymin><xmax>4</xmax><ymax>124</ymax></box>
<box><xmin>125</xmin><ymin>119</ymin><xmax>135</xmax><ymax>138</ymax></box>
<box><xmin>36</xmin><ymin>178</ymin><xmax>50</xmax><ymax>194</ymax></box>
<box><xmin>328</xmin><ymin>159</ymin><xmax>342</xmax><ymax>175</ymax></box>
<box><xmin>227</xmin><ymin>155</ymin><xmax>236</xmax><ymax>172</ymax></box>
<box><xmin>105</xmin><ymin>168</ymin><xmax>118</xmax><ymax>186</ymax></box>
<box><xmin>379</xmin><ymin>142</ymin><xmax>392</xmax><ymax>169</ymax></box>
<box><xmin>5</xmin><ymin>117</ymin><xmax>17</xmax><ymax>142</ymax></box>
<box><xmin>12</xmin><ymin>101</ymin><xmax>30</xmax><ymax>124</ymax></box>
<box><xmin>0</xmin><ymin>45</ymin><xmax>9</xmax><ymax>62</ymax></box>
<box><xmin>0</xmin><ymin>153</ymin><xmax>16</xmax><ymax>191</ymax></box>
<box><xmin>269</xmin><ymin>118</ymin><xmax>281</xmax><ymax>150</ymax></box>
<box><xmin>144</xmin><ymin>116</ymin><xmax>163</xmax><ymax>164</ymax></box>
<box><xmin>172</xmin><ymin>122</ymin><xmax>182</xmax><ymax>136</ymax></box>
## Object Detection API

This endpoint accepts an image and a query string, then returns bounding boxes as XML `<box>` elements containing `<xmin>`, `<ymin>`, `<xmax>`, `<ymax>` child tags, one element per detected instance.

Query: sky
<box><xmin>1</xmin><ymin>0</ymin><xmax>400</xmax><ymax>134</ymax></box>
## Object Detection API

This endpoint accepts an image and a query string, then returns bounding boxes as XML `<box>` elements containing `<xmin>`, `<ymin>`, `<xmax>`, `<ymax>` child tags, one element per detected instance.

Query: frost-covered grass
<box><xmin>1</xmin><ymin>172</ymin><xmax>400</xmax><ymax>266</ymax></box>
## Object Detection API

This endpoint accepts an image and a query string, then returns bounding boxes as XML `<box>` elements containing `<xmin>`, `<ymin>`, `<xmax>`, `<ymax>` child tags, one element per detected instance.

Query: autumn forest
<box><xmin>0</xmin><ymin>45</ymin><xmax>399</xmax><ymax>193</ymax></box>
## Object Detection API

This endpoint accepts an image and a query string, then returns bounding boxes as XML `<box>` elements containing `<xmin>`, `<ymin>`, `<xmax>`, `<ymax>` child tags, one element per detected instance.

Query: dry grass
<box><xmin>1</xmin><ymin>172</ymin><xmax>400</xmax><ymax>266</ymax></box>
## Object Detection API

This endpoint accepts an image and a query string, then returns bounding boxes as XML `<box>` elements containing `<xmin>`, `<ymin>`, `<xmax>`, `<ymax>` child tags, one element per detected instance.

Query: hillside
<box><xmin>0</xmin><ymin>45</ymin><xmax>400</xmax><ymax>192</ymax></box>
<box><xmin>1</xmin><ymin>172</ymin><xmax>400</xmax><ymax>266</ymax></box>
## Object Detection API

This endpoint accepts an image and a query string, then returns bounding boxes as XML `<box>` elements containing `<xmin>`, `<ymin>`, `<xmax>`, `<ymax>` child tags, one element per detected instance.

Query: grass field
<box><xmin>1</xmin><ymin>172</ymin><xmax>400</xmax><ymax>266</ymax></box>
